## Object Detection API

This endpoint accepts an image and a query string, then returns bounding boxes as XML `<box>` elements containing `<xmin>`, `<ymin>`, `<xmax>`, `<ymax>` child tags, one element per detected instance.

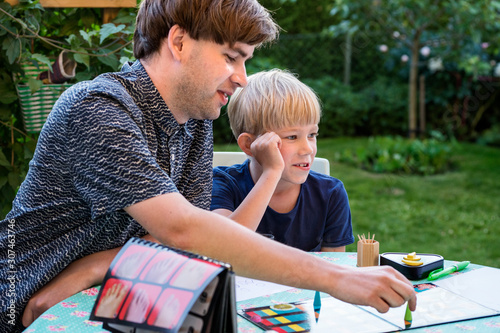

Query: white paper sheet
<box><xmin>235</xmin><ymin>276</ymin><xmax>294</xmax><ymax>302</ymax></box>
<box><xmin>433</xmin><ymin>267</ymin><xmax>500</xmax><ymax>312</ymax></box>
<box><xmin>361</xmin><ymin>285</ymin><xmax>498</xmax><ymax>330</ymax></box>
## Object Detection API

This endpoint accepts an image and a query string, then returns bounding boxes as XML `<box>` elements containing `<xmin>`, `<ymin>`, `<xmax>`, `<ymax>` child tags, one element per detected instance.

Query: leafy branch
<box><xmin>0</xmin><ymin>6</ymin><xmax>133</xmax><ymax>69</ymax></box>
<box><xmin>0</xmin><ymin>2</ymin><xmax>137</xmax><ymax>217</ymax></box>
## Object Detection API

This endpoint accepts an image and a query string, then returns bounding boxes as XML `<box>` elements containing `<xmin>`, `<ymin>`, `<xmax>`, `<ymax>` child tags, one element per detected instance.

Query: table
<box><xmin>24</xmin><ymin>252</ymin><xmax>500</xmax><ymax>332</ymax></box>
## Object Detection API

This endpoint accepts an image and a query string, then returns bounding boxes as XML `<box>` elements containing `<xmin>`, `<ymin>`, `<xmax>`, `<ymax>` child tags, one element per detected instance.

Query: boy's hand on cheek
<box><xmin>251</xmin><ymin>132</ymin><xmax>284</xmax><ymax>172</ymax></box>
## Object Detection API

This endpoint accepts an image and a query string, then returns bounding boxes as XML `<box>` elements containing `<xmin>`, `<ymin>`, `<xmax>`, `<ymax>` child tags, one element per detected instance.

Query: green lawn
<box><xmin>214</xmin><ymin>137</ymin><xmax>500</xmax><ymax>268</ymax></box>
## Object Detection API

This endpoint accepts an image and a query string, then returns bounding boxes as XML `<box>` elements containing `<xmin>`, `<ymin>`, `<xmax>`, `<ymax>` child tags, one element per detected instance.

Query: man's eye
<box><xmin>226</xmin><ymin>55</ymin><xmax>236</xmax><ymax>62</ymax></box>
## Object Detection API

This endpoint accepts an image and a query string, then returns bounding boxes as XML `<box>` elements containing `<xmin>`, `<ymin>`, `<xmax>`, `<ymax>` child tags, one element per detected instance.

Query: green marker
<box><xmin>427</xmin><ymin>261</ymin><xmax>470</xmax><ymax>281</ymax></box>
<box><xmin>404</xmin><ymin>303</ymin><xmax>412</xmax><ymax>329</ymax></box>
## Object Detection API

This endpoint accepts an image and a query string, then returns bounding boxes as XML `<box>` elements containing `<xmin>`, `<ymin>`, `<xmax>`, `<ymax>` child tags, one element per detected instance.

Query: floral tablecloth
<box><xmin>24</xmin><ymin>253</ymin><xmax>500</xmax><ymax>332</ymax></box>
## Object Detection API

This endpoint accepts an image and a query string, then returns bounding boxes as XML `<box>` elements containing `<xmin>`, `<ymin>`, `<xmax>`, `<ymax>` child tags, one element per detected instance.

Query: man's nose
<box><xmin>231</xmin><ymin>64</ymin><xmax>248</xmax><ymax>87</ymax></box>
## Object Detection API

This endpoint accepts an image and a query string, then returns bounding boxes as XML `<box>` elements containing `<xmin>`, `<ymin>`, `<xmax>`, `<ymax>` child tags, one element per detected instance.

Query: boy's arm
<box><xmin>212</xmin><ymin>132</ymin><xmax>283</xmax><ymax>230</ymax></box>
<box><xmin>213</xmin><ymin>168</ymin><xmax>280</xmax><ymax>230</ymax></box>
<box><xmin>321</xmin><ymin>246</ymin><xmax>346</xmax><ymax>252</ymax></box>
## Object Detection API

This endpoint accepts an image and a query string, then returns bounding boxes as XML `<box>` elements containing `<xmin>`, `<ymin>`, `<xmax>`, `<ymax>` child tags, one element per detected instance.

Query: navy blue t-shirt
<box><xmin>0</xmin><ymin>60</ymin><xmax>213</xmax><ymax>332</ymax></box>
<box><xmin>211</xmin><ymin>159</ymin><xmax>354</xmax><ymax>251</ymax></box>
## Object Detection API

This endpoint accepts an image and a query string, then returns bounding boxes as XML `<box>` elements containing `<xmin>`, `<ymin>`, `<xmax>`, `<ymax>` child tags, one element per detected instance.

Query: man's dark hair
<box><xmin>134</xmin><ymin>0</ymin><xmax>280</xmax><ymax>60</ymax></box>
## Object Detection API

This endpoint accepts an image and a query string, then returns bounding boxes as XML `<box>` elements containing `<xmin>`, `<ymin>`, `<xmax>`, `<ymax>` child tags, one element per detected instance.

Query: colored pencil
<box><xmin>404</xmin><ymin>302</ymin><xmax>412</xmax><ymax>329</ymax></box>
<box><xmin>313</xmin><ymin>291</ymin><xmax>321</xmax><ymax>322</ymax></box>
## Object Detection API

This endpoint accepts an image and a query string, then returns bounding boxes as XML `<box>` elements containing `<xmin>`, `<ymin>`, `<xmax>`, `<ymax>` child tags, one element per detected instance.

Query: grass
<box><xmin>214</xmin><ymin>137</ymin><xmax>500</xmax><ymax>268</ymax></box>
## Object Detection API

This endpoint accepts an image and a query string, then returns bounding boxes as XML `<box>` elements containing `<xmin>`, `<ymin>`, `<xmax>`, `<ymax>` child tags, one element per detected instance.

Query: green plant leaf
<box><xmin>97</xmin><ymin>54</ymin><xmax>120</xmax><ymax>71</ymax></box>
<box><xmin>75</xmin><ymin>71</ymin><xmax>93</xmax><ymax>81</ymax></box>
<box><xmin>119</xmin><ymin>56</ymin><xmax>133</xmax><ymax>66</ymax></box>
<box><xmin>99</xmin><ymin>23</ymin><xmax>126</xmax><ymax>44</ymax></box>
<box><xmin>3</xmin><ymin>36</ymin><xmax>21</xmax><ymax>64</ymax></box>
<box><xmin>31</xmin><ymin>53</ymin><xmax>53</xmax><ymax>71</ymax></box>
<box><xmin>0</xmin><ymin>175</ymin><xmax>7</xmax><ymax>188</ymax></box>
<box><xmin>66</xmin><ymin>34</ymin><xmax>82</xmax><ymax>49</ymax></box>
<box><xmin>79</xmin><ymin>30</ymin><xmax>93</xmax><ymax>47</ymax></box>
<box><xmin>0</xmin><ymin>104</ymin><xmax>14</xmax><ymax>120</ymax></box>
<box><xmin>74</xmin><ymin>48</ymin><xmax>90</xmax><ymax>69</ymax></box>
<box><xmin>7</xmin><ymin>171</ymin><xmax>21</xmax><ymax>189</ymax></box>
<box><xmin>122</xmin><ymin>25</ymin><xmax>135</xmax><ymax>35</ymax></box>
<box><xmin>27</xmin><ymin>77</ymin><xmax>43</xmax><ymax>94</ymax></box>
<box><xmin>0</xmin><ymin>80</ymin><xmax>18</xmax><ymax>104</ymax></box>
<box><xmin>0</xmin><ymin>149</ymin><xmax>11</xmax><ymax>167</ymax></box>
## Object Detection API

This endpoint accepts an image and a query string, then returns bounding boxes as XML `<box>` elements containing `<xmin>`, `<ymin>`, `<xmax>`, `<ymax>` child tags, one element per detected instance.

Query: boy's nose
<box><xmin>299</xmin><ymin>140</ymin><xmax>315</xmax><ymax>155</ymax></box>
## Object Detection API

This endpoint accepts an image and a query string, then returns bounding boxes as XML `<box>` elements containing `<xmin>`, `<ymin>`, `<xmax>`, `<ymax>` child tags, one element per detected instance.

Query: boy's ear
<box><xmin>237</xmin><ymin>133</ymin><xmax>255</xmax><ymax>156</ymax></box>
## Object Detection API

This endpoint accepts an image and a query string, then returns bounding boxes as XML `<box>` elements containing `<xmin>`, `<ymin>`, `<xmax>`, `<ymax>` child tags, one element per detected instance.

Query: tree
<box><xmin>332</xmin><ymin>0</ymin><xmax>500</xmax><ymax>138</ymax></box>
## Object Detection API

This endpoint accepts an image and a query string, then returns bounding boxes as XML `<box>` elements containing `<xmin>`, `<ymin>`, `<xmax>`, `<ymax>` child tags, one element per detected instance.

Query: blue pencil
<box><xmin>313</xmin><ymin>291</ymin><xmax>321</xmax><ymax>322</ymax></box>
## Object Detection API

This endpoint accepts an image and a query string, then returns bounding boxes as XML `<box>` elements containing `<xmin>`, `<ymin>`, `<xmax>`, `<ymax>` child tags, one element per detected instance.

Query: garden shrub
<box><xmin>334</xmin><ymin>134</ymin><xmax>458</xmax><ymax>175</ymax></box>
<box><xmin>303</xmin><ymin>75</ymin><xmax>408</xmax><ymax>138</ymax></box>
<box><xmin>477</xmin><ymin>124</ymin><xmax>500</xmax><ymax>147</ymax></box>
<box><xmin>304</xmin><ymin>76</ymin><xmax>368</xmax><ymax>137</ymax></box>
<box><xmin>358</xmin><ymin>76</ymin><xmax>408</xmax><ymax>136</ymax></box>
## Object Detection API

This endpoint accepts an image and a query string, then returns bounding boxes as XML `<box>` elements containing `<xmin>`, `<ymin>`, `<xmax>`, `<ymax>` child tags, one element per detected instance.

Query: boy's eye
<box><xmin>309</xmin><ymin>133</ymin><xmax>319</xmax><ymax>138</ymax></box>
<box><xmin>285</xmin><ymin>135</ymin><xmax>297</xmax><ymax>140</ymax></box>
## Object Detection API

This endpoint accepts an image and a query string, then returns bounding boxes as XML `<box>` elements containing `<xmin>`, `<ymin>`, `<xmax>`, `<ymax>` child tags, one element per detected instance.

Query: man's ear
<box><xmin>237</xmin><ymin>133</ymin><xmax>255</xmax><ymax>156</ymax></box>
<box><xmin>167</xmin><ymin>24</ymin><xmax>186</xmax><ymax>61</ymax></box>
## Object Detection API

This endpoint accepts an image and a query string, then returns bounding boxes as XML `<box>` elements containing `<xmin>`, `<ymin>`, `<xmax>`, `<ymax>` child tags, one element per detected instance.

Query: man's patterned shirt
<box><xmin>0</xmin><ymin>60</ymin><xmax>213</xmax><ymax>331</ymax></box>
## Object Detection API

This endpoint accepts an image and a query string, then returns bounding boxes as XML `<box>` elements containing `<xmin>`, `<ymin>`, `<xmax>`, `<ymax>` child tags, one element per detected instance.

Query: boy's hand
<box><xmin>250</xmin><ymin>132</ymin><xmax>284</xmax><ymax>172</ymax></box>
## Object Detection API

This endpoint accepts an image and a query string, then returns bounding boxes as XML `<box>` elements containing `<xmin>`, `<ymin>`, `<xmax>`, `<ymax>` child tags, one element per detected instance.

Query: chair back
<box><xmin>213</xmin><ymin>151</ymin><xmax>330</xmax><ymax>176</ymax></box>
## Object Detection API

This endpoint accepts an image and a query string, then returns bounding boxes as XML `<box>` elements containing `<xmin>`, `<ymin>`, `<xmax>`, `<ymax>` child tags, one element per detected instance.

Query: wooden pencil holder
<box><xmin>357</xmin><ymin>240</ymin><xmax>380</xmax><ymax>267</ymax></box>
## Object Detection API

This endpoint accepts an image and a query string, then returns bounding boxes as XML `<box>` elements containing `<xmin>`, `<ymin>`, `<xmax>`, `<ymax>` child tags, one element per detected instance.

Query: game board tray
<box><xmin>380</xmin><ymin>252</ymin><xmax>444</xmax><ymax>280</ymax></box>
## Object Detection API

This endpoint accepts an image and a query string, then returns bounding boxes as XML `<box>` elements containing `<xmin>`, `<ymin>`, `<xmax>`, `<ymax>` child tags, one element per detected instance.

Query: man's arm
<box><xmin>128</xmin><ymin>192</ymin><xmax>417</xmax><ymax>313</ymax></box>
<box><xmin>212</xmin><ymin>132</ymin><xmax>284</xmax><ymax>230</ymax></box>
<box><xmin>21</xmin><ymin>234</ymin><xmax>159</xmax><ymax>327</ymax></box>
<box><xmin>23</xmin><ymin>191</ymin><xmax>415</xmax><ymax>328</ymax></box>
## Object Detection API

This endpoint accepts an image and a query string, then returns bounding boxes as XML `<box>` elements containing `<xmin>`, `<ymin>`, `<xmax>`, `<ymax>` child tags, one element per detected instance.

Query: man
<box><xmin>0</xmin><ymin>0</ymin><xmax>415</xmax><ymax>331</ymax></box>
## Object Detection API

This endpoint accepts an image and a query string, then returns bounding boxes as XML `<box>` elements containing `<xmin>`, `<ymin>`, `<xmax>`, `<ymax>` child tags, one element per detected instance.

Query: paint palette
<box><xmin>239</xmin><ymin>303</ymin><xmax>312</xmax><ymax>332</ymax></box>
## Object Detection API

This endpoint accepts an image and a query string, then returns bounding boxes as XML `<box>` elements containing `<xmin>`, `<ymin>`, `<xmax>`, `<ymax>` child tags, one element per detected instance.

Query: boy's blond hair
<box><xmin>227</xmin><ymin>69</ymin><xmax>321</xmax><ymax>138</ymax></box>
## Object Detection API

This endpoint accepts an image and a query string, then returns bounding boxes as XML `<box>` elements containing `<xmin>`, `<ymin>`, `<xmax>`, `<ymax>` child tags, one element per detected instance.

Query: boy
<box><xmin>211</xmin><ymin>69</ymin><xmax>354</xmax><ymax>251</ymax></box>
